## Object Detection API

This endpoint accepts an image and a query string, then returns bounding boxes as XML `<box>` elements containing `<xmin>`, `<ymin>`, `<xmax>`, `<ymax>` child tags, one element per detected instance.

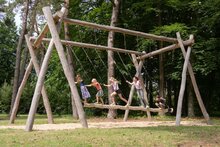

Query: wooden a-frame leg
<box><xmin>123</xmin><ymin>85</ymin><xmax>135</xmax><ymax>121</ymax></box>
<box><xmin>176</xmin><ymin>32</ymin><xmax>211</xmax><ymax>125</ymax></box>
<box><xmin>25</xmin><ymin>7</ymin><xmax>67</xmax><ymax>132</ymax></box>
<box><xmin>42</xmin><ymin>7</ymin><xmax>88</xmax><ymax>128</ymax></box>
<box><xmin>132</xmin><ymin>54</ymin><xmax>151</xmax><ymax>119</ymax></box>
<box><xmin>25</xmin><ymin>35</ymin><xmax>55</xmax><ymax>131</ymax></box>
<box><xmin>175</xmin><ymin>41</ymin><xmax>192</xmax><ymax>126</ymax></box>
<box><xmin>123</xmin><ymin>54</ymin><xmax>151</xmax><ymax>121</ymax></box>
<box><xmin>25</xmin><ymin>35</ymin><xmax>54</xmax><ymax>124</ymax></box>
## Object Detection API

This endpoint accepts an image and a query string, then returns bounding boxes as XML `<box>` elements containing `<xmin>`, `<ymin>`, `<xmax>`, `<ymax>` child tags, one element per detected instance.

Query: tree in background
<box><xmin>0</xmin><ymin>0</ymin><xmax>219</xmax><ymax>117</ymax></box>
<box><xmin>0</xmin><ymin>1</ymin><xmax>18</xmax><ymax>113</ymax></box>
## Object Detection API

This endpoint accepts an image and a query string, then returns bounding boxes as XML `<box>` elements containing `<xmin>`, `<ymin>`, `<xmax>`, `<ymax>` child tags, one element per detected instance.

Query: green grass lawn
<box><xmin>0</xmin><ymin>114</ymin><xmax>220</xmax><ymax>147</ymax></box>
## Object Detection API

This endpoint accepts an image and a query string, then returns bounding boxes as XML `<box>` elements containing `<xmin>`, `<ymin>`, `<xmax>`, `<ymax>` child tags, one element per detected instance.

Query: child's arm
<box><xmin>85</xmin><ymin>83</ymin><xmax>93</xmax><ymax>87</ymax></box>
<box><xmin>103</xmin><ymin>84</ymin><xmax>110</xmax><ymax>87</ymax></box>
<box><xmin>126</xmin><ymin>80</ymin><xmax>133</xmax><ymax>85</ymax></box>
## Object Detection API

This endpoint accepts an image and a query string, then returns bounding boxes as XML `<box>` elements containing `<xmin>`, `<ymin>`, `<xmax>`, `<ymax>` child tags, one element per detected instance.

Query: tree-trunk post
<box><xmin>138</xmin><ymin>40</ymin><xmax>193</xmax><ymax>60</ymax></box>
<box><xmin>187</xmin><ymin>76</ymin><xmax>195</xmax><ymax>117</ymax></box>
<box><xmin>42</xmin><ymin>6</ymin><xmax>88</xmax><ymax>128</ymax></box>
<box><xmin>132</xmin><ymin>54</ymin><xmax>151</xmax><ymax>119</ymax></box>
<box><xmin>176</xmin><ymin>32</ymin><xmax>211</xmax><ymax>125</ymax></box>
<box><xmin>107</xmin><ymin>0</ymin><xmax>120</xmax><ymax>119</ymax></box>
<box><xmin>64</xmin><ymin>0</ymin><xmax>79</xmax><ymax>119</ymax></box>
<box><xmin>25</xmin><ymin>38</ymin><xmax>55</xmax><ymax>131</ymax></box>
<box><xmin>175</xmin><ymin>36</ymin><xmax>192</xmax><ymax>126</ymax></box>
<box><xmin>25</xmin><ymin>35</ymin><xmax>54</xmax><ymax>124</ymax></box>
<box><xmin>25</xmin><ymin>7</ymin><xmax>69</xmax><ymax>131</ymax></box>
<box><xmin>9</xmin><ymin>60</ymin><xmax>33</xmax><ymax>124</ymax></box>
<box><xmin>123</xmin><ymin>54</ymin><xmax>151</xmax><ymax>121</ymax></box>
<box><xmin>123</xmin><ymin>85</ymin><xmax>135</xmax><ymax>121</ymax></box>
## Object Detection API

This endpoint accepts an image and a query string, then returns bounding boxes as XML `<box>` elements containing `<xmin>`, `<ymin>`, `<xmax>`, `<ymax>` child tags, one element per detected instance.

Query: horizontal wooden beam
<box><xmin>30</xmin><ymin>37</ymin><xmax>145</xmax><ymax>55</ymax></box>
<box><xmin>61</xmin><ymin>17</ymin><xmax>177</xmax><ymax>43</ymax></box>
<box><xmin>33</xmin><ymin>7</ymin><xmax>67</xmax><ymax>48</ymax></box>
<box><xmin>138</xmin><ymin>38</ymin><xmax>194</xmax><ymax>60</ymax></box>
<box><xmin>84</xmin><ymin>103</ymin><xmax>168</xmax><ymax>113</ymax></box>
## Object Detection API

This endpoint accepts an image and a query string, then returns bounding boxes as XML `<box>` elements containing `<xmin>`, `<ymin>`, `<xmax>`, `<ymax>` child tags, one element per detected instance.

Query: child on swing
<box><xmin>75</xmin><ymin>74</ymin><xmax>91</xmax><ymax>104</ymax></box>
<box><xmin>86</xmin><ymin>78</ymin><xmax>104</xmax><ymax>104</ymax></box>
<box><xmin>155</xmin><ymin>93</ymin><xmax>173</xmax><ymax>113</ymax></box>
<box><xmin>104</xmin><ymin>77</ymin><xmax>128</xmax><ymax>106</ymax></box>
<box><xmin>126</xmin><ymin>76</ymin><xmax>146</xmax><ymax>107</ymax></box>
<box><xmin>155</xmin><ymin>94</ymin><xmax>166</xmax><ymax>109</ymax></box>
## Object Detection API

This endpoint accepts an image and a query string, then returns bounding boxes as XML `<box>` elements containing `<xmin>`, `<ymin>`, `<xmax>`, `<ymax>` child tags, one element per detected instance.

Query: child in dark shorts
<box><xmin>104</xmin><ymin>77</ymin><xmax>128</xmax><ymax>106</ymax></box>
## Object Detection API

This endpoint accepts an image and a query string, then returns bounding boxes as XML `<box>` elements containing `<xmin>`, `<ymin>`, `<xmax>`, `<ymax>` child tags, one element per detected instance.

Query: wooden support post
<box><xmin>123</xmin><ymin>85</ymin><xmax>135</xmax><ymax>121</ymax></box>
<box><xmin>138</xmin><ymin>39</ymin><xmax>194</xmax><ymax>60</ymax></box>
<box><xmin>42</xmin><ymin>6</ymin><xmax>88</xmax><ymax>128</ymax></box>
<box><xmin>132</xmin><ymin>54</ymin><xmax>149</xmax><ymax>106</ymax></box>
<box><xmin>33</xmin><ymin>7</ymin><xmax>66</xmax><ymax>48</ymax></box>
<box><xmin>25</xmin><ymin>34</ymin><xmax>54</xmax><ymax>124</ymax></box>
<box><xmin>176</xmin><ymin>32</ymin><xmax>211</xmax><ymax>125</ymax></box>
<box><xmin>123</xmin><ymin>54</ymin><xmax>151</xmax><ymax>121</ymax></box>
<box><xmin>30</xmin><ymin>37</ymin><xmax>145</xmax><ymax>56</ymax></box>
<box><xmin>132</xmin><ymin>54</ymin><xmax>151</xmax><ymax>119</ymax></box>
<box><xmin>175</xmin><ymin>41</ymin><xmax>192</xmax><ymax>126</ymax></box>
<box><xmin>25</xmin><ymin>7</ymin><xmax>67</xmax><ymax>131</ymax></box>
<box><xmin>9</xmin><ymin>60</ymin><xmax>33</xmax><ymax>124</ymax></box>
<box><xmin>25</xmin><ymin>35</ymin><xmax>56</xmax><ymax>131</ymax></box>
<box><xmin>61</xmin><ymin>18</ymin><xmax>177</xmax><ymax>43</ymax></box>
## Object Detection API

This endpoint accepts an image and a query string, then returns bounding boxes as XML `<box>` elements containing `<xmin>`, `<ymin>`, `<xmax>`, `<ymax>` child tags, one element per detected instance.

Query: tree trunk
<box><xmin>19</xmin><ymin>46</ymin><xmax>29</xmax><ymax>85</ymax></box>
<box><xmin>159</xmin><ymin>52</ymin><xmax>164</xmax><ymax>97</ymax></box>
<box><xmin>149</xmin><ymin>80</ymin><xmax>154</xmax><ymax>107</ymax></box>
<box><xmin>167</xmin><ymin>79</ymin><xmax>172</xmax><ymax>107</ymax></box>
<box><xmin>10</xmin><ymin>0</ymin><xmax>29</xmax><ymax>115</ymax></box>
<box><xmin>64</xmin><ymin>0</ymin><xmax>79</xmax><ymax>119</ymax></box>
<box><xmin>187</xmin><ymin>75</ymin><xmax>195</xmax><ymax>117</ymax></box>
<box><xmin>107</xmin><ymin>0</ymin><xmax>120</xmax><ymax>119</ymax></box>
<box><xmin>19</xmin><ymin>0</ymin><xmax>38</xmax><ymax>88</ymax></box>
<box><xmin>158</xmin><ymin>0</ymin><xmax>164</xmax><ymax>98</ymax></box>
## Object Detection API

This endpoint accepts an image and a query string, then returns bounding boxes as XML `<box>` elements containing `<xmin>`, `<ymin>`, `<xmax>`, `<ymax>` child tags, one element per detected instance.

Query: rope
<box><xmin>77</xmin><ymin>26</ymin><xmax>103</xmax><ymax>82</ymax></box>
<box><xmin>116</xmin><ymin>52</ymin><xmax>133</xmax><ymax>80</ymax></box>
<box><xmin>94</xmin><ymin>31</ymin><xmax>108</xmax><ymax>70</ymax></box>
<box><xmin>71</xmin><ymin>48</ymin><xmax>90</xmax><ymax>80</ymax></box>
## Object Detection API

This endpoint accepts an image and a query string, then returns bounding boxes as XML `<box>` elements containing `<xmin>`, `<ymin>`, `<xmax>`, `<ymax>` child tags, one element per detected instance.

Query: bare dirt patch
<box><xmin>0</xmin><ymin>119</ymin><xmax>210</xmax><ymax>131</ymax></box>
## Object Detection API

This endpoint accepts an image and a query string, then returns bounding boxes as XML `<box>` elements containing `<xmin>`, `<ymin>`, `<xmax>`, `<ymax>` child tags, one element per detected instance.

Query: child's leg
<box><xmin>84</xmin><ymin>98</ymin><xmax>88</xmax><ymax>104</ymax></box>
<box><xmin>159</xmin><ymin>102</ymin><xmax>165</xmax><ymax>109</ymax></box>
<box><xmin>137</xmin><ymin>90</ymin><xmax>145</xmax><ymax>107</ymax></box>
<box><xmin>110</xmin><ymin>92</ymin><xmax>116</xmax><ymax>104</ymax></box>
<box><xmin>96</xmin><ymin>96</ymin><xmax>99</xmax><ymax>103</ymax></box>
<box><xmin>118</xmin><ymin>94</ymin><xmax>128</xmax><ymax>104</ymax></box>
<box><xmin>100</xmin><ymin>97</ymin><xmax>104</xmax><ymax>104</ymax></box>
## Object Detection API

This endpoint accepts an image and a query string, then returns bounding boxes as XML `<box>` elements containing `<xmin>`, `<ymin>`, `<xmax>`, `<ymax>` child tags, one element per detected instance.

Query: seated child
<box><xmin>155</xmin><ymin>95</ymin><xmax>173</xmax><ymax>113</ymax></box>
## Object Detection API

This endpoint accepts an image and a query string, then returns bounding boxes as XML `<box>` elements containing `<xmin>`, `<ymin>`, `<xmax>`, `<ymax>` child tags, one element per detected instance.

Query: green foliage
<box><xmin>152</xmin><ymin>23</ymin><xmax>189</xmax><ymax>39</ymax></box>
<box><xmin>0</xmin><ymin>82</ymin><xmax>12</xmax><ymax>113</ymax></box>
<box><xmin>0</xmin><ymin>0</ymin><xmax>219</xmax><ymax>116</ymax></box>
<box><xmin>193</xmin><ymin>38</ymin><xmax>219</xmax><ymax>75</ymax></box>
<box><xmin>0</xmin><ymin>16</ymin><xmax>17</xmax><ymax>85</ymax></box>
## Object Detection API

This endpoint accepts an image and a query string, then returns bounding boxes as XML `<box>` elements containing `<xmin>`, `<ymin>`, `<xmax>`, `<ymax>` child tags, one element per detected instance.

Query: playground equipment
<box><xmin>9</xmin><ymin>6</ymin><xmax>210</xmax><ymax>131</ymax></box>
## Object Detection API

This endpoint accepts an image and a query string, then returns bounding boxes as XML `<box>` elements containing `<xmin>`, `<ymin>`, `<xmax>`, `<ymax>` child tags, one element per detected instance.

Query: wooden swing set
<box><xmin>9</xmin><ymin>6</ymin><xmax>211</xmax><ymax>132</ymax></box>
